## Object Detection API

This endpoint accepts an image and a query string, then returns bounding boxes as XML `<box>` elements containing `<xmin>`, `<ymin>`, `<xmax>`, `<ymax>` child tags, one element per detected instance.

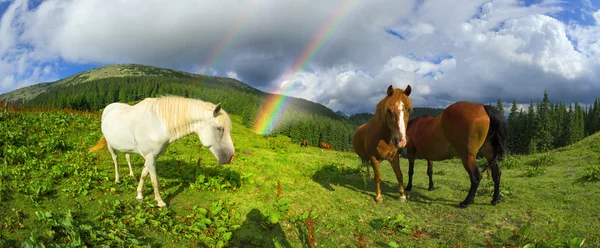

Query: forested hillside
<box><xmin>499</xmin><ymin>92</ymin><xmax>600</xmax><ymax>155</ymax></box>
<box><xmin>1</xmin><ymin>64</ymin><xmax>446</xmax><ymax>152</ymax></box>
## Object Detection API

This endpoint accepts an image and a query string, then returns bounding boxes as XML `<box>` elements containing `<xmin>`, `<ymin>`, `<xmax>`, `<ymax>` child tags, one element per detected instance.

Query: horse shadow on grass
<box><xmin>311</xmin><ymin>163</ymin><xmax>464</xmax><ymax>207</ymax></box>
<box><xmin>127</xmin><ymin>158</ymin><xmax>242</xmax><ymax>206</ymax></box>
<box><xmin>231</xmin><ymin>209</ymin><xmax>292</xmax><ymax>248</ymax></box>
<box><xmin>311</xmin><ymin>163</ymin><xmax>402</xmax><ymax>201</ymax></box>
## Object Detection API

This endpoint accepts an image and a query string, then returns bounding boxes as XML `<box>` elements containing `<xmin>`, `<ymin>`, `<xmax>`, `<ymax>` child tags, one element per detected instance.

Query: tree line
<box><xmin>23</xmin><ymin>75</ymin><xmax>599</xmax><ymax>153</ymax></box>
<box><xmin>501</xmin><ymin>91</ymin><xmax>600</xmax><ymax>155</ymax></box>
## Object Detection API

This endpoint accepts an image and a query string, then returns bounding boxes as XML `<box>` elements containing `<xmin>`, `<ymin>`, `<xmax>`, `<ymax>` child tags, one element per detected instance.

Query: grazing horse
<box><xmin>301</xmin><ymin>140</ymin><xmax>308</xmax><ymax>147</ymax></box>
<box><xmin>353</xmin><ymin>85</ymin><xmax>412</xmax><ymax>203</ymax></box>
<box><xmin>404</xmin><ymin>101</ymin><xmax>507</xmax><ymax>208</ymax></box>
<box><xmin>89</xmin><ymin>96</ymin><xmax>235</xmax><ymax>207</ymax></box>
<box><xmin>320</xmin><ymin>142</ymin><xmax>332</xmax><ymax>150</ymax></box>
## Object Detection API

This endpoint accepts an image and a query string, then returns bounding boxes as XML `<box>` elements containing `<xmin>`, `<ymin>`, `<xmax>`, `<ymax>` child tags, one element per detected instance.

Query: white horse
<box><xmin>90</xmin><ymin>96</ymin><xmax>235</xmax><ymax>207</ymax></box>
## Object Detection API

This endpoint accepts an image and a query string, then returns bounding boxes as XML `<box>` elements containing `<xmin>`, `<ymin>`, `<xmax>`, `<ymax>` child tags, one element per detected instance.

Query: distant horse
<box><xmin>404</xmin><ymin>101</ymin><xmax>507</xmax><ymax>208</ymax></box>
<box><xmin>320</xmin><ymin>142</ymin><xmax>332</xmax><ymax>150</ymax></box>
<box><xmin>301</xmin><ymin>140</ymin><xmax>308</xmax><ymax>147</ymax></box>
<box><xmin>353</xmin><ymin>85</ymin><xmax>412</xmax><ymax>203</ymax></box>
<box><xmin>89</xmin><ymin>96</ymin><xmax>235</xmax><ymax>207</ymax></box>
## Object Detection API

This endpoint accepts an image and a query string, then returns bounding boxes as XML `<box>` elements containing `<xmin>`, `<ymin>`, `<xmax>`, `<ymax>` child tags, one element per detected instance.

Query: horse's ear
<box><xmin>387</xmin><ymin>85</ymin><xmax>394</xmax><ymax>96</ymax></box>
<box><xmin>213</xmin><ymin>103</ymin><xmax>221</xmax><ymax>117</ymax></box>
<box><xmin>404</xmin><ymin>85</ymin><xmax>412</xmax><ymax>96</ymax></box>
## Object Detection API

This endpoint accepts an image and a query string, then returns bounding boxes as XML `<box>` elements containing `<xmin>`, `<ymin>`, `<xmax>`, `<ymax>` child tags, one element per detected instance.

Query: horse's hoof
<box><xmin>458</xmin><ymin>200</ymin><xmax>473</xmax><ymax>208</ymax></box>
<box><xmin>428</xmin><ymin>186</ymin><xmax>435</xmax><ymax>191</ymax></box>
<box><xmin>491</xmin><ymin>199</ymin><xmax>500</xmax><ymax>205</ymax></box>
<box><xmin>375</xmin><ymin>197</ymin><xmax>383</xmax><ymax>204</ymax></box>
<box><xmin>157</xmin><ymin>201</ymin><xmax>167</xmax><ymax>208</ymax></box>
<box><xmin>399</xmin><ymin>195</ymin><xmax>407</xmax><ymax>203</ymax></box>
<box><xmin>115</xmin><ymin>180</ymin><xmax>122</xmax><ymax>184</ymax></box>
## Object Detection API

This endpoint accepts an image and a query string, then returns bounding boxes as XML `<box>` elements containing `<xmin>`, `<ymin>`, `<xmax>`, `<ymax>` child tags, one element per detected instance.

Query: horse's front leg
<box><xmin>369</xmin><ymin>157</ymin><xmax>383</xmax><ymax>203</ymax></box>
<box><xmin>136</xmin><ymin>166</ymin><xmax>149</xmax><ymax>202</ymax></box>
<box><xmin>144</xmin><ymin>156</ymin><xmax>166</xmax><ymax>207</ymax></box>
<box><xmin>390</xmin><ymin>154</ymin><xmax>407</xmax><ymax>202</ymax></box>
<box><xmin>405</xmin><ymin>155</ymin><xmax>415</xmax><ymax>192</ymax></box>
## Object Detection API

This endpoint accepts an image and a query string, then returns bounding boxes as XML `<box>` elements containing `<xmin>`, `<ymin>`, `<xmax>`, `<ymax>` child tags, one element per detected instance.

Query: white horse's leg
<box><xmin>107</xmin><ymin>144</ymin><xmax>121</xmax><ymax>183</ymax></box>
<box><xmin>126</xmin><ymin>154</ymin><xmax>134</xmax><ymax>177</ymax></box>
<box><xmin>136</xmin><ymin>166</ymin><xmax>149</xmax><ymax>202</ymax></box>
<box><xmin>145</xmin><ymin>156</ymin><xmax>166</xmax><ymax>207</ymax></box>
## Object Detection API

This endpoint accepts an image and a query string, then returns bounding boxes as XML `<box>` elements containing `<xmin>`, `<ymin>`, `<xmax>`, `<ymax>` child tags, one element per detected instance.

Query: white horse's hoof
<box><xmin>399</xmin><ymin>195</ymin><xmax>407</xmax><ymax>203</ymax></box>
<box><xmin>157</xmin><ymin>201</ymin><xmax>167</xmax><ymax>207</ymax></box>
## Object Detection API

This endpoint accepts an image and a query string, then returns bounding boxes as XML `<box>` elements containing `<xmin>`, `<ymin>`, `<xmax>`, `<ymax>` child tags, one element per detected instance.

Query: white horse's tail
<box><xmin>89</xmin><ymin>136</ymin><xmax>107</xmax><ymax>152</ymax></box>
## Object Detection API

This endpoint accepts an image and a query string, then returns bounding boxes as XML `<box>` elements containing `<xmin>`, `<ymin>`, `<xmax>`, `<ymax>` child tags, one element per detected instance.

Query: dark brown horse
<box><xmin>301</xmin><ymin>140</ymin><xmax>308</xmax><ymax>147</ymax></box>
<box><xmin>320</xmin><ymin>142</ymin><xmax>332</xmax><ymax>150</ymax></box>
<box><xmin>353</xmin><ymin>85</ymin><xmax>412</xmax><ymax>203</ymax></box>
<box><xmin>404</xmin><ymin>101</ymin><xmax>507</xmax><ymax>208</ymax></box>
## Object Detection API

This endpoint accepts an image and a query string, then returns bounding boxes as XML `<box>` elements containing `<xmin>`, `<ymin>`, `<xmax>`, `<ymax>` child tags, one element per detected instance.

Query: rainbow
<box><xmin>204</xmin><ymin>2</ymin><xmax>255</xmax><ymax>72</ymax></box>
<box><xmin>253</xmin><ymin>0</ymin><xmax>357</xmax><ymax>135</ymax></box>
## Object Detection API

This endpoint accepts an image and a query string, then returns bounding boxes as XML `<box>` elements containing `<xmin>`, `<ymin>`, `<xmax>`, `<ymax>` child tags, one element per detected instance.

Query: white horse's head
<box><xmin>197</xmin><ymin>103</ymin><xmax>235</xmax><ymax>164</ymax></box>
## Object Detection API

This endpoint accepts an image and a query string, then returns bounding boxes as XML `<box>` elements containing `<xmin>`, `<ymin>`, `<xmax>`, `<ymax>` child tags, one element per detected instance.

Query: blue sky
<box><xmin>1</xmin><ymin>0</ymin><xmax>599</xmax><ymax>114</ymax></box>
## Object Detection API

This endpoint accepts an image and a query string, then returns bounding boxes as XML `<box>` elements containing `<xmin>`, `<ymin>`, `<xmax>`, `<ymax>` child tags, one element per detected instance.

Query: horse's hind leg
<box><xmin>362</xmin><ymin>159</ymin><xmax>371</xmax><ymax>181</ymax></box>
<box><xmin>126</xmin><ymin>154</ymin><xmax>134</xmax><ymax>177</ymax></box>
<box><xmin>427</xmin><ymin>160</ymin><xmax>434</xmax><ymax>191</ymax></box>
<box><xmin>107</xmin><ymin>144</ymin><xmax>121</xmax><ymax>183</ymax></box>
<box><xmin>459</xmin><ymin>155</ymin><xmax>482</xmax><ymax>208</ymax></box>
<box><xmin>481</xmin><ymin>143</ymin><xmax>501</xmax><ymax>205</ymax></box>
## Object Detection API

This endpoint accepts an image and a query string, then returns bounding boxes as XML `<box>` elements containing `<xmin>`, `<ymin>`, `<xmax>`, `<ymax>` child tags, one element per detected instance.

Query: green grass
<box><xmin>1</xmin><ymin>107</ymin><xmax>599</xmax><ymax>247</ymax></box>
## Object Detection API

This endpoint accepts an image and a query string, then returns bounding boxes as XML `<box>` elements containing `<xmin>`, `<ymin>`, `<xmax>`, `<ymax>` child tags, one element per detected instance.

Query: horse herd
<box><xmin>90</xmin><ymin>85</ymin><xmax>507</xmax><ymax>209</ymax></box>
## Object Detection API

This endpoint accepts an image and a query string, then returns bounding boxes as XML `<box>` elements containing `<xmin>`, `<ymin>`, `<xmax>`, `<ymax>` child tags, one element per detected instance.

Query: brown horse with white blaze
<box><xmin>404</xmin><ymin>101</ymin><xmax>508</xmax><ymax>208</ymax></box>
<box><xmin>353</xmin><ymin>85</ymin><xmax>412</xmax><ymax>203</ymax></box>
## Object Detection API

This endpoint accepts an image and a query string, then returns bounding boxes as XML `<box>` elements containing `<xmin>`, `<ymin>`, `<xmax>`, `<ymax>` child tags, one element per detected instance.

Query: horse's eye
<box><xmin>217</xmin><ymin>127</ymin><xmax>224</xmax><ymax>132</ymax></box>
<box><xmin>387</xmin><ymin>109</ymin><xmax>392</xmax><ymax>114</ymax></box>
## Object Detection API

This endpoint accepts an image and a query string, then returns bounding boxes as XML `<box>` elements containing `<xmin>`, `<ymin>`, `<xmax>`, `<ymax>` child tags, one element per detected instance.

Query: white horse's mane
<box><xmin>138</xmin><ymin>95</ymin><xmax>231</xmax><ymax>139</ymax></box>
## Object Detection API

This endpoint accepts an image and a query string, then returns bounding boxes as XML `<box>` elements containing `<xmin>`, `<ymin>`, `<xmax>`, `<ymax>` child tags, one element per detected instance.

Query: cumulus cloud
<box><xmin>0</xmin><ymin>0</ymin><xmax>599</xmax><ymax>114</ymax></box>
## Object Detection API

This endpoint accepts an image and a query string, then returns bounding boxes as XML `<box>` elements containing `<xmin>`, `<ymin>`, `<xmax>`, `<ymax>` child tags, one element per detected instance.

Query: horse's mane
<box><xmin>142</xmin><ymin>96</ymin><xmax>231</xmax><ymax>138</ymax></box>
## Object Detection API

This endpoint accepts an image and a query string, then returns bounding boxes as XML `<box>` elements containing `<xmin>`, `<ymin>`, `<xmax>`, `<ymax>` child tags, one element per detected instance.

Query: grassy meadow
<box><xmin>1</xmin><ymin>106</ymin><xmax>599</xmax><ymax>247</ymax></box>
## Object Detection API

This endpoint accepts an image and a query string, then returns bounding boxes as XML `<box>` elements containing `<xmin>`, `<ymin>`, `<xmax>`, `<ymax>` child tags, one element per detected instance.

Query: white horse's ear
<box><xmin>213</xmin><ymin>103</ymin><xmax>222</xmax><ymax>117</ymax></box>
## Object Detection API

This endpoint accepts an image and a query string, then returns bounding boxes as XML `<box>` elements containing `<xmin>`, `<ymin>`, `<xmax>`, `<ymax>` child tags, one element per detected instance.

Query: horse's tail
<box><xmin>89</xmin><ymin>136</ymin><xmax>107</xmax><ymax>152</ymax></box>
<box><xmin>482</xmin><ymin>105</ymin><xmax>508</xmax><ymax>172</ymax></box>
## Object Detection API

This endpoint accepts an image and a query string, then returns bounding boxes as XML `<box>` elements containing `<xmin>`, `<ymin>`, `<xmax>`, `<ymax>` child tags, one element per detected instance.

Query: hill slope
<box><xmin>1</xmin><ymin>105</ymin><xmax>598</xmax><ymax>247</ymax></box>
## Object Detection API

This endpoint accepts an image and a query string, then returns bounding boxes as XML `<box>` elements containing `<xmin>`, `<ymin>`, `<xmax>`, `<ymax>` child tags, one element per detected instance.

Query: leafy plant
<box><xmin>582</xmin><ymin>166</ymin><xmax>600</xmax><ymax>182</ymax></box>
<box><xmin>379</xmin><ymin>213</ymin><xmax>413</xmax><ymax>235</ymax></box>
<box><xmin>512</xmin><ymin>221</ymin><xmax>586</xmax><ymax>248</ymax></box>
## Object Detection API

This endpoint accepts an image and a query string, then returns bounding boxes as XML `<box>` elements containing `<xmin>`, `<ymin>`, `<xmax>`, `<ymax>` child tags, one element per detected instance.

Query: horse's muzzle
<box><xmin>394</xmin><ymin>138</ymin><xmax>407</xmax><ymax>148</ymax></box>
<box><xmin>229</xmin><ymin>155</ymin><xmax>235</xmax><ymax>163</ymax></box>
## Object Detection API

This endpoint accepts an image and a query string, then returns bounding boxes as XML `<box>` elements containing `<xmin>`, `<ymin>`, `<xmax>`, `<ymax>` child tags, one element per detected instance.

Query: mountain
<box><xmin>0</xmin><ymin>64</ymin><xmax>341</xmax><ymax>119</ymax></box>
<box><xmin>0</xmin><ymin>64</ymin><xmax>444</xmax><ymax>151</ymax></box>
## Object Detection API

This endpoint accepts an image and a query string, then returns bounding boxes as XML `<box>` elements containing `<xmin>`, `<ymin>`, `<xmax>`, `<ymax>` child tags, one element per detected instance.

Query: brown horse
<box><xmin>404</xmin><ymin>101</ymin><xmax>507</xmax><ymax>208</ymax></box>
<box><xmin>320</xmin><ymin>142</ymin><xmax>332</xmax><ymax>150</ymax></box>
<box><xmin>301</xmin><ymin>140</ymin><xmax>308</xmax><ymax>147</ymax></box>
<box><xmin>353</xmin><ymin>85</ymin><xmax>412</xmax><ymax>203</ymax></box>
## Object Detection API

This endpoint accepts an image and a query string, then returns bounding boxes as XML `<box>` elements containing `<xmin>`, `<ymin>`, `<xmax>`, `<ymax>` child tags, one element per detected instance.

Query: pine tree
<box><xmin>526</xmin><ymin>101</ymin><xmax>538</xmax><ymax>154</ymax></box>
<box><xmin>496</xmin><ymin>98</ymin><xmax>505</xmax><ymax>116</ymax></box>
<box><xmin>535</xmin><ymin>90</ymin><xmax>553</xmax><ymax>152</ymax></box>
<box><xmin>507</xmin><ymin>100</ymin><xmax>519</xmax><ymax>154</ymax></box>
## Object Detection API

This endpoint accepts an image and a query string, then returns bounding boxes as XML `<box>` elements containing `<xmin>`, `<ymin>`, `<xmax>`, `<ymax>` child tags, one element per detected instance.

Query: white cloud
<box><xmin>0</xmin><ymin>0</ymin><xmax>599</xmax><ymax>114</ymax></box>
